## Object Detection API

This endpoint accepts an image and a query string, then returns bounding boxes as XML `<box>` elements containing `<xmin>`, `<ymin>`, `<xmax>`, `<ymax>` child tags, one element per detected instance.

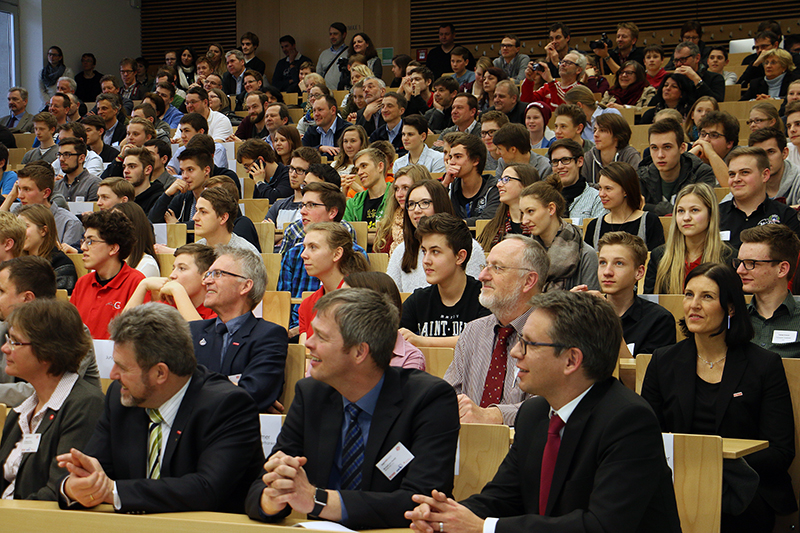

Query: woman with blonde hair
<box><xmin>645</xmin><ymin>182</ymin><xmax>732</xmax><ymax>293</ymax></box>
<box><xmin>206</xmin><ymin>43</ymin><xmax>225</xmax><ymax>76</ymax></box>
<box><xmin>17</xmin><ymin>204</ymin><xmax>77</xmax><ymax>293</ymax></box>
<box><xmin>331</xmin><ymin>125</ymin><xmax>369</xmax><ymax>176</ymax></box>
<box><xmin>472</xmin><ymin>56</ymin><xmax>493</xmax><ymax>101</ymax></box>
<box><xmin>747</xmin><ymin>102</ymin><xmax>785</xmax><ymax>133</ymax></box>
<box><xmin>684</xmin><ymin>96</ymin><xmax>719</xmax><ymax>141</ymax></box>
<box><xmin>477</xmin><ymin>163</ymin><xmax>538</xmax><ymax>251</ymax></box>
<box><xmin>374</xmin><ymin>164</ymin><xmax>431</xmax><ymax>254</ymax></box>
<box><xmin>741</xmin><ymin>48</ymin><xmax>798</xmax><ymax>101</ymax></box>
<box><xmin>519</xmin><ymin>174</ymin><xmax>600</xmax><ymax>291</ymax></box>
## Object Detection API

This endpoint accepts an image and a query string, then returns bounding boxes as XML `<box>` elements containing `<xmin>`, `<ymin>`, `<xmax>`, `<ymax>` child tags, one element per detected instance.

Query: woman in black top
<box><xmin>642</xmin><ymin>263</ymin><xmax>795</xmax><ymax>532</ymax></box>
<box><xmin>18</xmin><ymin>205</ymin><xmax>77</xmax><ymax>293</ymax></box>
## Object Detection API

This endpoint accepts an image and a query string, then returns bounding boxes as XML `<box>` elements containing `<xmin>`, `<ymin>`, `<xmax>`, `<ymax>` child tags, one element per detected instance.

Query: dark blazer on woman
<box><xmin>0</xmin><ymin>378</ymin><xmax>104</xmax><ymax>500</ymax></box>
<box><xmin>741</xmin><ymin>70</ymin><xmax>800</xmax><ymax>101</ymax></box>
<box><xmin>642</xmin><ymin>339</ymin><xmax>797</xmax><ymax>515</ymax></box>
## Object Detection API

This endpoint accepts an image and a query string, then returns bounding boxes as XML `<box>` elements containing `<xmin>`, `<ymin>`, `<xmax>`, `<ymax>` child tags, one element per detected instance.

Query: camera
<box><xmin>590</xmin><ymin>33</ymin><xmax>613</xmax><ymax>51</ymax></box>
<box><xmin>532</xmin><ymin>63</ymin><xmax>544</xmax><ymax>72</ymax></box>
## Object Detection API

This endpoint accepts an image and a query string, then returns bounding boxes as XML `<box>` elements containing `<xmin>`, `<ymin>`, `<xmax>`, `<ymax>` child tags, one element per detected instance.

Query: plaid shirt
<box><xmin>277</xmin><ymin>233</ymin><xmax>368</xmax><ymax>329</ymax></box>
<box><xmin>279</xmin><ymin>220</ymin><xmax>358</xmax><ymax>254</ymax></box>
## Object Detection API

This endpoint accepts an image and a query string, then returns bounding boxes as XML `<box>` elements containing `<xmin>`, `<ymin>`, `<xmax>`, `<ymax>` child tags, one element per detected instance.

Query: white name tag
<box><xmin>228</xmin><ymin>374</ymin><xmax>242</xmax><ymax>385</ymax></box>
<box><xmin>376</xmin><ymin>442</ymin><xmax>414</xmax><ymax>481</ymax></box>
<box><xmin>626</xmin><ymin>343</ymin><xmax>635</xmax><ymax>356</ymax></box>
<box><xmin>20</xmin><ymin>434</ymin><xmax>41</xmax><ymax>453</ymax></box>
<box><xmin>720</xmin><ymin>231</ymin><xmax>731</xmax><ymax>241</ymax></box>
<box><xmin>772</xmin><ymin>330</ymin><xmax>798</xmax><ymax>344</ymax></box>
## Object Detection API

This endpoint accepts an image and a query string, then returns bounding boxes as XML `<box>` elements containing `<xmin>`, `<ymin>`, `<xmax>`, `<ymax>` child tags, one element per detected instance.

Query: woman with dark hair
<box><xmin>111</xmin><ymin>203</ymin><xmax>159</xmax><ymax>277</ymax></box>
<box><xmin>477</xmin><ymin>163</ymin><xmax>538</xmax><ymax>251</ymax></box>
<box><xmin>581</xmin><ymin>113</ymin><xmax>642</xmax><ymax>184</ymax></box>
<box><xmin>390</xmin><ymin>54</ymin><xmax>412</xmax><ymax>88</ymax></box>
<box><xmin>386</xmin><ymin>180</ymin><xmax>485</xmax><ymax>292</ymax></box>
<box><xmin>262</xmin><ymin>86</ymin><xmax>284</xmax><ymax>104</ymax></box>
<box><xmin>176</xmin><ymin>46</ymin><xmax>197</xmax><ymax>91</ymax></box>
<box><xmin>639</xmin><ymin>73</ymin><xmax>695</xmax><ymax>124</ymax></box>
<box><xmin>343</xmin><ymin>271</ymin><xmax>425</xmax><ymax>370</ymax></box>
<box><xmin>584</xmin><ymin>161</ymin><xmax>664</xmax><ymax>251</ymax></box>
<box><xmin>348</xmin><ymin>32</ymin><xmax>382</xmax><ymax>79</ymax></box>
<box><xmin>273</xmin><ymin>125</ymin><xmax>302</xmax><ymax>166</ymax></box>
<box><xmin>642</xmin><ymin>263</ymin><xmax>795</xmax><ymax>532</ymax></box>
<box><xmin>40</xmin><ymin>46</ymin><xmax>73</xmax><ymax>101</ymax></box>
<box><xmin>478</xmin><ymin>67</ymin><xmax>508</xmax><ymax>113</ymax></box>
<box><xmin>601</xmin><ymin>60</ymin><xmax>655</xmax><ymax>112</ymax></box>
<box><xmin>18</xmin><ymin>205</ymin><xmax>77</xmax><ymax>293</ymax></box>
<box><xmin>0</xmin><ymin>299</ymin><xmax>104</xmax><ymax>500</ymax></box>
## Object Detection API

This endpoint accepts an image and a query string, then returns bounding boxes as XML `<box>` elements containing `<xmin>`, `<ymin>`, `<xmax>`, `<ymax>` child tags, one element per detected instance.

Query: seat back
<box><xmin>454</xmin><ymin>423</ymin><xmax>512</xmax><ymax>500</ymax></box>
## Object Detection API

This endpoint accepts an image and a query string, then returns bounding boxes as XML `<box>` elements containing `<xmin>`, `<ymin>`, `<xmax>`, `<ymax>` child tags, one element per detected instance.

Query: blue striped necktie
<box><xmin>340</xmin><ymin>404</ymin><xmax>365</xmax><ymax>490</ymax></box>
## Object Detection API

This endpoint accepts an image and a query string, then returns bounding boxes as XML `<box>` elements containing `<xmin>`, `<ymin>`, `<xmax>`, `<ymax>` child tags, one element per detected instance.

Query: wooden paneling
<box><xmin>141</xmin><ymin>0</ymin><xmax>238</xmax><ymax>67</ymax></box>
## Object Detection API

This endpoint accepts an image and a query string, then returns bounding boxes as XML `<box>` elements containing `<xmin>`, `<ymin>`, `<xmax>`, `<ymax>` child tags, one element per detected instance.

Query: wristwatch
<box><xmin>309</xmin><ymin>487</ymin><xmax>328</xmax><ymax>518</ymax></box>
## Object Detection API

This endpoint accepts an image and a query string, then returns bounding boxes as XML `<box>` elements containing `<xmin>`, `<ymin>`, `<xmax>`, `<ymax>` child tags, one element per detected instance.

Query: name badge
<box><xmin>719</xmin><ymin>231</ymin><xmax>731</xmax><ymax>241</ymax></box>
<box><xmin>772</xmin><ymin>330</ymin><xmax>798</xmax><ymax>344</ymax></box>
<box><xmin>20</xmin><ymin>434</ymin><xmax>41</xmax><ymax>453</ymax></box>
<box><xmin>376</xmin><ymin>442</ymin><xmax>414</xmax><ymax>481</ymax></box>
<box><xmin>228</xmin><ymin>374</ymin><xmax>242</xmax><ymax>385</ymax></box>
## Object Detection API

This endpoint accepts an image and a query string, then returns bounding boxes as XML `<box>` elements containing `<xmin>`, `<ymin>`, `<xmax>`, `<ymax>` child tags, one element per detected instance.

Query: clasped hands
<box><xmin>405</xmin><ymin>490</ymin><xmax>484</xmax><ymax>533</ymax></box>
<box><xmin>259</xmin><ymin>451</ymin><xmax>316</xmax><ymax>515</ymax></box>
<box><xmin>57</xmin><ymin>448</ymin><xmax>114</xmax><ymax>507</ymax></box>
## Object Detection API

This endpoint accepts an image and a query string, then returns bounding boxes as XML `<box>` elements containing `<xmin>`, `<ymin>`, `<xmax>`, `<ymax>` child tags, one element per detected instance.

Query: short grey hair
<box><xmin>96</xmin><ymin>93</ymin><xmax>121</xmax><ymax>110</ymax></box>
<box><xmin>495</xmin><ymin>79</ymin><xmax>519</xmax><ymax>99</ymax></box>
<box><xmin>363</xmin><ymin>76</ymin><xmax>386</xmax><ymax>89</ymax></box>
<box><xmin>9</xmin><ymin>87</ymin><xmax>28</xmax><ymax>100</ymax></box>
<box><xmin>58</xmin><ymin>77</ymin><xmax>77</xmax><ymax>92</ymax></box>
<box><xmin>675</xmin><ymin>41</ymin><xmax>701</xmax><ymax>57</ymax></box>
<box><xmin>216</xmin><ymin>245</ymin><xmax>266</xmax><ymax>309</ymax></box>
<box><xmin>529</xmin><ymin>290</ymin><xmax>621</xmax><ymax>382</ymax></box>
<box><xmin>109</xmin><ymin>303</ymin><xmax>196</xmax><ymax>376</ymax></box>
<box><xmin>226</xmin><ymin>49</ymin><xmax>246</xmax><ymax>62</ymax></box>
<box><xmin>565</xmin><ymin>51</ymin><xmax>587</xmax><ymax>72</ymax></box>
<box><xmin>503</xmin><ymin>235</ymin><xmax>550</xmax><ymax>292</ymax></box>
<box><xmin>314</xmin><ymin>288</ymin><xmax>398</xmax><ymax>370</ymax></box>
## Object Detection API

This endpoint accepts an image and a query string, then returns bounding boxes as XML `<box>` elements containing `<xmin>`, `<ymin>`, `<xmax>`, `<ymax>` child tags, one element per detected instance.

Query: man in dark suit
<box><xmin>57</xmin><ymin>303</ymin><xmax>264</xmax><ymax>514</ymax></box>
<box><xmin>245</xmin><ymin>288</ymin><xmax>459</xmax><ymax>529</ymax></box>
<box><xmin>368</xmin><ymin>92</ymin><xmax>407</xmax><ymax>157</ymax></box>
<box><xmin>407</xmin><ymin>290</ymin><xmax>682</xmax><ymax>533</ymax></box>
<box><xmin>302</xmin><ymin>95</ymin><xmax>351</xmax><ymax>157</ymax></box>
<box><xmin>191</xmin><ymin>245</ymin><xmax>287</xmax><ymax>412</ymax></box>
<box><xmin>672</xmin><ymin>41</ymin><xmax>725</xmax><ymax>102</ymax></box>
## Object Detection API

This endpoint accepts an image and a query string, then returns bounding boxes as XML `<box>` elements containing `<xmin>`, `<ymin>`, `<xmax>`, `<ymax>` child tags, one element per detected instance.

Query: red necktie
<box><xmin>539</xmin><ymin>413</ymin><xmax>566</xmax><ymax>514</ymax></box>
<box><xmin>480</xmin><ymin>326</ymin><xmax>515</xmax><ymax>408</ymax></box>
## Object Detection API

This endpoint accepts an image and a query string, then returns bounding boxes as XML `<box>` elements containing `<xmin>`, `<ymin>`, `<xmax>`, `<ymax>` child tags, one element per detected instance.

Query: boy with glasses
<box><xmin>52</xmin><ymin>137</ymin><xmax>101</xmax><ymax>202</ymax></box>
<box><xmin>548</xmin><ymin>138</ymin><xmax>605</xmax><ymax>223</ymax></box>
<box><xmin>737</xmin><ymin>224</ymin><xmax>800</xmax><ymax>357</ymax></box>
<box><xmin>689</xmin><ymin>110</ymin><xmax>739</xmax><ymax>185</ymax></box>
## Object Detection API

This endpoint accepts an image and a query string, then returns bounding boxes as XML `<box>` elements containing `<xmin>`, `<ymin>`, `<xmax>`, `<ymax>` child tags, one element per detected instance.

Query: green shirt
<box><xmin>748</xmin><ymin>292</ymin><xmax>800</xmax><ymax>358</ymax></box>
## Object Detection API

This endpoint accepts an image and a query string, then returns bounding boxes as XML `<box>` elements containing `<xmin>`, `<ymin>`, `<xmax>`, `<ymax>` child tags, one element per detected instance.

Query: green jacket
<box><xmin>343</xmin><ymin>183</ymin><xmax>393</xmax><ymax>226</ymax></box>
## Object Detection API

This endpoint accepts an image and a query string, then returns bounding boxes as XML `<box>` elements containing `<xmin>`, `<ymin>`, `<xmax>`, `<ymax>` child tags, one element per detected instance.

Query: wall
<box><xmin>19</xmin><ymin>0</ymin><xmax>140</xmax><ymax>110</ymax></box>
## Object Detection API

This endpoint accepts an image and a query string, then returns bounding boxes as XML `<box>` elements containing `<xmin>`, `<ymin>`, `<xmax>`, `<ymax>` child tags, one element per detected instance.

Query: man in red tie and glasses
<box><xmin>407</xmin><ymin>290</ymin><xmax>681</xmax><ymax>533</ymax></box>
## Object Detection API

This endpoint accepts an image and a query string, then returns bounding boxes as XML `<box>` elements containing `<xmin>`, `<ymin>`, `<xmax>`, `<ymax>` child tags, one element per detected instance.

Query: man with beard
<box><xmin>52</xmin><ymin>137</ymin><xmax>101</xmax><ymax>202</ymax></box>
<box><xmin>443</xmin><ymin>236</ymin><xmax>548</xmax><ymax>425</ymax></box>
<box><xmin>229</xmin><ymin>92</ymin><xmax>269</xmax><ymax>142</ymax></box>
<box><xmin>123</xmin><ymin>146</ymin><xmax>163</xmax><ymax>215</ymax></box>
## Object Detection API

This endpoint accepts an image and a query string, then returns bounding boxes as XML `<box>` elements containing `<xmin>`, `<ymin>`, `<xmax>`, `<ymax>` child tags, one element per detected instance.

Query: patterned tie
<box><xmin>147</xmin><ymin>408</ymin><xmax>164</xmax><ymax>480</ymax></box>
<box><xmin>340</xmin><ymin>404</ymin><xmax>365</xmax><ymax>490</ymax></box>
<box><xmin>480</xmin><ymin>326</ymin><xmax>515</xmax><ymax>408</ymax></box>
<box><xmin>539</xmin><ymin>413</ymin><xmax>566</xmax><ymax>514</ymax></box>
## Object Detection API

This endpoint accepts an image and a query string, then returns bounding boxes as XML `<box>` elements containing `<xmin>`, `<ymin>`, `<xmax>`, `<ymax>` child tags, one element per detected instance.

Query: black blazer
<box><xmin>245</xmin><ymin>367</ymin><xmax>460</xmax><ymax>529</ymax></box>
<box><xmin>461</xmin><ymin>378</ymin><xmax>682</xmax><ymax>533</ymax></box>
<box><xmin>59</xmin><ymin>366</ymin><xmax>264</xmax><ymax>513</ymax></box>
<box><xmin>741</xmin><ymin>70</ymin><xmax>800</xmax><ymax>101</ymax></box>
<box><xmin>0</xmin><ymin>378</ymin><xmax>104</xmax><ymax>500</ymax></box>
<box><xmin>369</xmin><ymin>121</ymin><xmax>407</xmax><ymax>157</ymax></box>
<box><xmin>642</xmin><ymin>340</ymin><xmax>797</xmax><ymax>515</ymax></box>
<box><xmin>302</xmin><ymin>116</ymin><xmax>352</xmax><ymax>149</ymax></box>
<box><xmin>190</xmin><ymin>313</ymin><xmax>288</xmax><ymax>412</ymax></box>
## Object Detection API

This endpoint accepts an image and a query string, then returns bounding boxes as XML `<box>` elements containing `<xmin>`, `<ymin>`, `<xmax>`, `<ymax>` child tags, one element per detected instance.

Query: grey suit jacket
<box><xmin>0</xmin><ymin>112</ymin><xmax>34</xmax><ymax>133</ymax></box>
<box><xmin>0</xmin><ymin>378</ymin><xmax>104</xmax><ymax>500</ymax></box>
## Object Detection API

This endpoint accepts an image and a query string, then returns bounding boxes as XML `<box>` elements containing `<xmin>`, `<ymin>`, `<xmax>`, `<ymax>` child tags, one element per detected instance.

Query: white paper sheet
<box><xmin>259</xmin><ymin>414</ymin><xmax>283</xmax><ymax>458</ymax></box>
<box><xmin>93</xmin><ymin>339</ymin><xmax>115</xmax><ymax>379</ymax></box>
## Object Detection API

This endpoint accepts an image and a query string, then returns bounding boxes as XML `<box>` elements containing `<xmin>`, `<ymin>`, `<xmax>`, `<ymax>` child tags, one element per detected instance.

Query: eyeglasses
<box><xmin>300</xmin><ymin>201</ymin><xmax>326</xmax><ymax>210</ymax></box>
<box><xmin>289</xmin><ymin>166</ymin><xmax>308</xmax><ymax>175</ymax></box>
<box><xmin>559</xmin><ymin>59</ymin><xmax>577</xmax><ymax>67</ymax></box>
<box><xmin>550</xmin><ymin>156</ymin><xmax>576</xmax><ymax>166</ymax></box>
<box><xmin>479</xmin><ymin>263</ymin><xmax>532</xmax><ymax>275</ymax></box>
<box><xmin>516</xmin><ymin>338</ymin><xmax>570</xmax><ymax>357</ymax></box>
<box><xmin>732</xmin><ymin>258</ymin><xmax>781</xmax><ymax>270</ymax></box>
<box><xmin>119</xmin><ymin>69</ymin><xmax>134</xmax><ymax>74</ymax></box>
<box><xmin>746</xmin><ymin>118</ymin><xmax>768</xmax><ymax>126</ymax></box>
<box><xmin>57</xmin><ymin>152</ymin><xmax>79</xmax><ymax>159</ymax></box>
<box><xmin>80</xmin><ymin>237</ymin><xmax>106</xmax><ymax>247</ymax></box>
<box><xmin>500</xmin><ymin>43</ymin><xmax>516</xmax><ymax>48</ymax></box>
<box><xmin>202</xmin><ymin>269</ymin><xmax>249</xmax><ymax>281</ymax></box>
<box><xmin>4</xmin><ymin>333</ymin><xmax>31</xmax><ymax>351</ymax></box>
<box><xmin>619</xmin><ymin>70</ymin><xmax>636</xmax><ymax>76</ymax></box>
<box><xmin>480</xmin><ymin>130</ymin><xmax>498</xmax><ymax>138</ymax></box>
<box><xmin>497</xmin><ymin>175</ymin><xmax>523</xmax><ymax>185</ymax></box>
<box><xmin>406</xmin><ymin>199</ymin><xmax>433</xmax><ymax>211</ymax></box>
<box><xmin>698</xmin><ymin>131</ymin><xmax>724</xmax><ymax>140</ymax></box>
<box><xmin>673</xmin><ymin>55</ymin><xmax>693</xmax><ymax>65</ymax></box>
